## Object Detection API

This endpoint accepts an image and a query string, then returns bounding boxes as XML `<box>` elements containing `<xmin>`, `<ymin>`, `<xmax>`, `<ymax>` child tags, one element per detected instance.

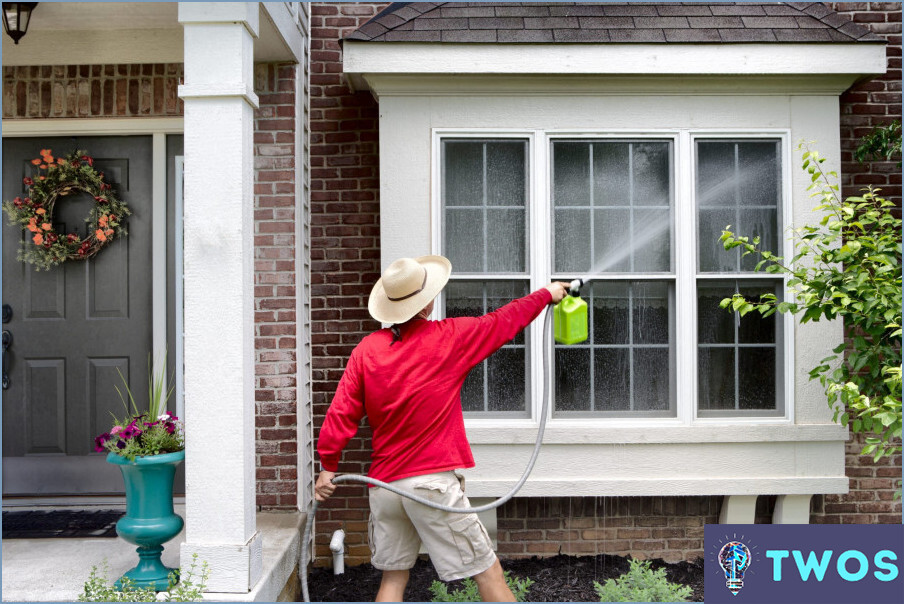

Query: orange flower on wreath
<box><xmin>96</xmin><ymin>229</ymin><xmax>107</xmax><ymax>242</ymax></box>
<box><xmin>35</xmin><ymin>208</ymin><xmax>46</xmax><ymax>215</ymax></box>
<box><xmin>33</xmin><ymin>233</ymin><xmax>43</xmax><ymax>246</ymax></box>
<box><xmin>41</xmin><ymin>223</ymin><xmax>52</xmax><ymax>231</ymax></box>
<box><xmin>31</xmin><ymin>158</ymin><xmax>41</xmax><ymax>166</ymax></box>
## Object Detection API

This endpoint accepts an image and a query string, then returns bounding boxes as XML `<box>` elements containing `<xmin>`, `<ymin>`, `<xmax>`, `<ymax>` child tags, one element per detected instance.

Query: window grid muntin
<box><xmin>442</xmin><ymin>139</ymin><xmax>529</xmax><ymax>276</ymax></box>
<box><xmin>551</xmin><ymin>139</ymin><xmax>674</xmax><ymax>276</ymax></box>
<box><xmin>554</xmin><ymin>280</ymin><xmax>675</xmax><ymax>417</ymax></box>
<box><xmin>696</xmin><ymin>139</ymin><xmax>782</xmax><ymax>274</ymax></box>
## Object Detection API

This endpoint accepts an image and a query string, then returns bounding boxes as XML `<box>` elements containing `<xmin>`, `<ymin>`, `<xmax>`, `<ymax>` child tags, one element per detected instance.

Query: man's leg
<box><xmin>376</xmin><ymin>569</ymin><xmax>410</xmax><ymax>602</ymax></box>
<box><xmin>472</xmin><ymin>559</ymin><xmax>516</xmax><ymax>602</ymax></box>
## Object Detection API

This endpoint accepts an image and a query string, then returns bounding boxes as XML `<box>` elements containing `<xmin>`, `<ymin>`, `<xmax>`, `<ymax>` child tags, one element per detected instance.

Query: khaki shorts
<box><xmin>368</xmin><ymin>471</ymin><xmax>496</xmax><ymax>582</ymax></box>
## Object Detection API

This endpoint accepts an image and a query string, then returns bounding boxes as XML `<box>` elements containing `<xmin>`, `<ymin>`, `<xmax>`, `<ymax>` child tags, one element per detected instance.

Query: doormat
<box><xmin>2</xmin><ymin>510</ymin><xmax>124</xmax><ymax>539</ymax></box>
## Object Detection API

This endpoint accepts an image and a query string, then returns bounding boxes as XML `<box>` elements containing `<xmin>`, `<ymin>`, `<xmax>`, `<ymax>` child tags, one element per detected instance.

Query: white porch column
<box><xmin>177</xmin><ymin>2</ymin><xmax>262</xmax><ymax>593</ymax></box>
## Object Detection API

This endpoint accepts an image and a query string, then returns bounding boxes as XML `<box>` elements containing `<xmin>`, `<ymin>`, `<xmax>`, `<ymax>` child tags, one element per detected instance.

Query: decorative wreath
<box><xmin>1</xmin><ymin>149</ymin><xmax>130</xmax><ymax>271</ymax></box>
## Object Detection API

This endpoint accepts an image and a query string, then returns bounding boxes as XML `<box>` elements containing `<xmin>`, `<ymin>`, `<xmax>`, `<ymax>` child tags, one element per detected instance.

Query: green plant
<box><xmin>854</xmin><ymin>120</ymin><xmax>901</xmax><ymax>166</ymax></box>
<box><xmin>593</xmin><ymin>558</ymin><xmax>692</xmax><ymax>603</ymax></box>
<box><xmin>94</xmin><ymin>351</ymin><xmax>184</xmax><ymax>461</ymax></box>
<box><xmin>720</xmin><ymin>143</ymin><xmax>902</xmax><ymax>481</ymax></box>
<box><xmin>429</xmin><ymin>570</ymin><xmax>534</xmax><ymax>602</ymax></box>
<box><xmin>78</xmin><ymin>554</ymin><xmax>209</xmax><ymax>602</ymax></box>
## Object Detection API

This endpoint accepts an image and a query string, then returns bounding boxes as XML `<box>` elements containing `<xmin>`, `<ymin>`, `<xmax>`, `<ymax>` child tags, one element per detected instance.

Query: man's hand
<box><xmin>546</xmin><ymin>281</ymin><xmax>571</xmax><ymax>304</ymax></box>
<box><xmin>315</xmin><ymin>471</ymin><xmax>337</xmax><ymax>502</ymax></box>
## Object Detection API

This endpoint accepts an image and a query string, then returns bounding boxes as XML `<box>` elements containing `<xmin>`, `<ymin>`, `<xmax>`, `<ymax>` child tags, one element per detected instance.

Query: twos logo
<box><xmin>704</xmin><ymin>525</ymin><xmax>904</xmax><ymax>604</ymax></box>
<box><xmin>718</xmin><ymin>540</ymin><xmax>752</xmax><ymax>595</ymax></box>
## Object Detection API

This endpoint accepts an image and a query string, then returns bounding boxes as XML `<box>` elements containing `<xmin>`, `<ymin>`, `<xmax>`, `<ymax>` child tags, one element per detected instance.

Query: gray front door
<box><xmin>2</xmin><ymin>136</ymin><xmax>153</xmax><ymax>495</ymax></box>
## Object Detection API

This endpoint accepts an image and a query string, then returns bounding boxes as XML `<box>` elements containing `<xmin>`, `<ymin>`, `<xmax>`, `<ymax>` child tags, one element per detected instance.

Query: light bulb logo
<box><xmin>718</xmin><ymin>541</ymin><xmax>751</xmax><ymax>595</ymax></box>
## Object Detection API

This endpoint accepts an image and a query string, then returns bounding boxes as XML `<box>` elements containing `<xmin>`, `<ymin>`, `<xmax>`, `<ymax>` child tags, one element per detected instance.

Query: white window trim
<box><xmin>432</xmin><ymin>127</ymin><xmax>795</xmax><ymax>437</ymax></box>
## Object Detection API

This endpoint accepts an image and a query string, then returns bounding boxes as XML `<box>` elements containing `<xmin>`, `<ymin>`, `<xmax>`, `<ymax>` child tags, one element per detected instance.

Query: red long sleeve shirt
<box><xmin>317</xmin><ymin>287</ymin><xmax>552</xmax><ymax>484</ymax></box>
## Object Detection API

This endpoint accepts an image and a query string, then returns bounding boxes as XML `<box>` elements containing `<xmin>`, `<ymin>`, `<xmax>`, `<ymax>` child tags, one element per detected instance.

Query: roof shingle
<box><xmin>344</xmin><ymin>2</ymin><xmax>885</xmax><ymax>44</ymax></box>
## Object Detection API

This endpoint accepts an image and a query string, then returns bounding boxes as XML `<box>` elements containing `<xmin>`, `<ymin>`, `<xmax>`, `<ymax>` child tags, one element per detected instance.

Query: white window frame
<box><xmin>431</xmin><ymin>128</ymin><xmax>795</xmax><ymax>433</ymax></box>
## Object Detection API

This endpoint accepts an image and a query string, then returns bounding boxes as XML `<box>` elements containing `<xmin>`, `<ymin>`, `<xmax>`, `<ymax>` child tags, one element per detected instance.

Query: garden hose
<box><xmin>300</xmin><ymin>304</ymin><xmax>556</xmax><ymax>602</ymax></box>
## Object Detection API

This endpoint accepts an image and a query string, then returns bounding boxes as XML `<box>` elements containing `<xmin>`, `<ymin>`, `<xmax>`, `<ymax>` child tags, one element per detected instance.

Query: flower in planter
<box><xmin>95</xmin><ymin>352</ymin><xmax>184</xmax><ymax>462</ymax></box>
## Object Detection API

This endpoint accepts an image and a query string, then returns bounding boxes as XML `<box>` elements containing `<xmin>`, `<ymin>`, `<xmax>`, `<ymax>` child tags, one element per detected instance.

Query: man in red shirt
<box><xmin>316</xmin><ymin>255</ymin><xmax>568</xmax><ymax>602</ymax></box>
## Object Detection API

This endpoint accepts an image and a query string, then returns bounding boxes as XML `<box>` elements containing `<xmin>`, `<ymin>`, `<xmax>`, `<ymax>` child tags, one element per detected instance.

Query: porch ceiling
<box><xmin>1</xmin><ymin>2</ymin><xmax>295</xmax><ymax>66</ymax></box>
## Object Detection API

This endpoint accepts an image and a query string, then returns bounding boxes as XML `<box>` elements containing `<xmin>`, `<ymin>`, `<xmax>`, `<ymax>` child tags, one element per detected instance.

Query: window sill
<box><xmin>464</xmin><ymin>422</ymin><xmax>847</xmax><ymax>445</ymax></box>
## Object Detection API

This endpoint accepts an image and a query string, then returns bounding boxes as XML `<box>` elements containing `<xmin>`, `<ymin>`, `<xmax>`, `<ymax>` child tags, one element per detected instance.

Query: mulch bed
<box><xmin>307</xmin><ymin>554</ymin><xmax>704</xmax><ymax>602</ymax></box>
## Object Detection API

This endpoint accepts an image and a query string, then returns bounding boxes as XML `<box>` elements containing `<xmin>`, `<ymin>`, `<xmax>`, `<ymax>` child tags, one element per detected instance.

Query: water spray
<box><xmin>300</xmin><ymin>286</ymin><xmax>591</xmax><ymax>601</ymax></box>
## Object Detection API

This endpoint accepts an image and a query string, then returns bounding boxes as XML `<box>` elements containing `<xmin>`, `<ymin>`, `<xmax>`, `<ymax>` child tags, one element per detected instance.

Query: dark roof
<box><xmin>346</xmin><ymin>2</ymin><xmax>884</xmax><ymax>43</ymax></box>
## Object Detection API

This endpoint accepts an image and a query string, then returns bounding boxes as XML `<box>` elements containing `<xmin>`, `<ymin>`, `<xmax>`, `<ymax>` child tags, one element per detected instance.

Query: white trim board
<box><xmin>344</xmin><ymin>42</ymin><xmax>886</xmax><ymax>78</ymax></box>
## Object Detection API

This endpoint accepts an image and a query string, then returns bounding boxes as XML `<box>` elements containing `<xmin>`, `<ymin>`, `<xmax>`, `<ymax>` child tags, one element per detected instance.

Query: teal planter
<box><xmin>107</xmin><ymin>450</ymin><xmax>185</xmax><ymax>591</ymax></box>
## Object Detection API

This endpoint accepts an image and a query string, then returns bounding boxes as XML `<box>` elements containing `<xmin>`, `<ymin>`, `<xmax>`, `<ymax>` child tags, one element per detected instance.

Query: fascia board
<box><xmin>344</xmin><ymin>41</ymin><xmax>886</xmax><ymax>79</ymax></box>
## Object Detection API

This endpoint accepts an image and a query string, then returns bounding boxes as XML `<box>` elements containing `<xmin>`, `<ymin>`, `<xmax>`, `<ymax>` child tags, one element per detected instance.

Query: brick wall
<box><xmin>832</xmin><ymin>2</ymin><xmax>902</xmax><ymax>204</ymax></box>
<box><xmin>1</xmin><ymin>64</ymin><xmax>183</xmax><ymax>118</ymax></box>
<box><xmin>310</xmin><ymin>1</ymin><xmax>901</xmax><ymax>569</ymax></box>
<box><xmin>309</xmin><ymin>2</ymin><xmax>387</xmax><ymax>563</ymax></box>
<box><xmin>254</xmin><ymin>63</ymin><xmax>302</xmax><ymax>510</ymax></box>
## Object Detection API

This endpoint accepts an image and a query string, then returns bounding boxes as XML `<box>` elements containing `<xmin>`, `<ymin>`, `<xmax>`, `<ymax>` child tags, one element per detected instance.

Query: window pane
<box><xmin>554</xmin><ymin>209</ymin><xmax>591</xmax><ymax>273</ymax></box>
<box><xmin>632</xmin><ymin>281</ymin><xmax>670</xmax><ymax>345</ymax></box>
<box><xmin>446</xmin><ymin>280</ymin><xmax>529</xmax><ymax>414</ymax></box>
<box><xmin>486</xmin><ymin>142</ymin><xmax>527</xmax><ymax>207</ymax></box>
<box><xmin>553</xmin><ymin>140</ymin><xmax>673</xmax><ymax>274</ymax></box>
<box><xmin>634</xmin><ymin>348</ymin><xmax>670</xmax><ymax>411</ymax></box>
<box><xmin>553</xmin><ymin>142</ymin><xmax>590</xmax><ymax>207</ymax></box>
<box><xmin>697</xmin><ymin>208</ymin><xmax>736</xmax><ymax>272</ymax></box>
<box><xmin>593</xmin><ymin>281</ymin><xmax>629</xmax><ymax>345</ymax></box>
<box><xmin>738</xmin><ymin>141</ymin><xmax>780</xmax><ymax>207</ymax></box>
<box><xmin>632</xmin><ymin>143</ymin><xmax>671</xmax><ymax>206</ymax></box>
<box><xmin>594</xmin><ymin>208</ymin><xmax>631</xmax><ymax>272</ymax></box>
<box><xmin>487</xmin><ymin>209</ymin><xmax>525</xmax><ymax>272</ymax></box>
<box><xmin>697</xmin><ymin>285</ymin><xmax>734</xmax><ymax>344</ymax></box>
<box><xmin>738</xmin><ymin>208</ymin><xmax>778</xmax><ymax>272</ymax></box>
<box><xmin>555</xmin><ymin>347</ymin><xmax>591</xmax><ymax>412</ymax></box>
<box><xmin>593</xmin><ymin>142</ymin><xmax>630</xmax><ymax>206</ymax></box>
<box><xmin>444</xmin><ymin>142</ymin><xmax>483</xmax><ymax>207</ymax></box>
<box><xmin>557</xmin><ymin>280</ymin><xmax>674</xmax><ymax>416</ymax></box>
<box><xmin>443</xmin><ymin>139</ymin><xmax>528</xmax><ymax>275</ymax></box>
<box><xmin>698</xmin><ymin>348</ymin><xmax>735</xmax><ymax>410</ymax></box>
<box><xmin>697</xmin><ymin>141</ymin><xmax>735</xmax><ymax>208</ymax></box>
<box><xmin>446</xmin><ymin>208</ymin><xmax>483</xmax><ymax>272</ymax></box>
<box><xmin>633</xmin><ymin>208</ymin><xmax>671</xmax><ymax>273</ymax></box>
<box><xmin>488</xmin><ymin>348</ymin><xmax>526</xmax><ymax>412</ymax></box>
<box><xmin>593</xmin><ymin>348</ymin><xmax>630</xmax><ymax>411</ymax></box>
<box><xmin>738</xmin><ymin>348</ymin><xmax>776</xmax><ymax>410</ymax></box>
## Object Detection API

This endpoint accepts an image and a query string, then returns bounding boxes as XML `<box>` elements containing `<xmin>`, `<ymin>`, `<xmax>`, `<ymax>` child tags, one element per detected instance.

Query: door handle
<box><xmin>2</xmin><ymin>329</ymin><xmax>10</xmax><ymax>390</ymax></box>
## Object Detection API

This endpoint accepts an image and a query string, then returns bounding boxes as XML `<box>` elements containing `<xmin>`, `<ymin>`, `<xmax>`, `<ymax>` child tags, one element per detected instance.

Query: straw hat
<box><xmin>368</xmin><ymin>255</ymin><xmax>452</xmax><ymax>324</ymax></box>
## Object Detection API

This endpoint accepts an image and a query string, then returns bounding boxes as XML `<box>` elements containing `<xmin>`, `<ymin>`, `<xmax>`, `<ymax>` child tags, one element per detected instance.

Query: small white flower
<box><xmin>156</xmin><ymin>591</ymin><xmax>169</xmax><ymax>601</ymax></box>
<box><xmin>157</xmin><ymin>413</ymin><xmax>170</xmax><ymax>422</ymax></box>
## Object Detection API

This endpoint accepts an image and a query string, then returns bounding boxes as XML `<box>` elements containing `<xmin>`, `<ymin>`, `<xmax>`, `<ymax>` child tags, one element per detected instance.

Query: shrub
<box><xmin>429</xmin><ymin>570</ymin><xmax>534</xmax><ymax>602</ymax></box>
<box><xmin>593</xmin><ymin>558</ymin><xmax>693</xmax><ymax>603</ymax></box>
<box><xmin>78</xmin><ymin>555</ymin><xmax>209</xmax><ymax>602</ymax></box>
<box><xmin>721</xmin><ymin>143</ymin><xmax>902</xmax><ymax>479</ymax></box>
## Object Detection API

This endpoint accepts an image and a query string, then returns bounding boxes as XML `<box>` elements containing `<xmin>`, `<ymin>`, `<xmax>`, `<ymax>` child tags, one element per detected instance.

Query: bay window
<box><xmin>439</xmin><ymin>132</ymin><xmax>786</xmax><ymax>422</ymax></box>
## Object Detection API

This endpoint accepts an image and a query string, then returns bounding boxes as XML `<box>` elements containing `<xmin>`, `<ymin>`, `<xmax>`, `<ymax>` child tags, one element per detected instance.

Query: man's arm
<box><xmin>315</xmin><ymin>348</ymin><xmax>366</xmax><ymax>500</ymax></box>
<box><xmin>453</xmin><ymin>282</ymin><xmax>569</xmax><ymax>368</ymax></box>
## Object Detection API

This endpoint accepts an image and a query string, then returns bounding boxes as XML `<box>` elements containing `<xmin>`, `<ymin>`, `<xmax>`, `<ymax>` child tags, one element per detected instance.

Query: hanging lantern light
<box><xmin>2</xmin><ymin>3</ymin><xmax>38</xmax><ymax>45</ymax></box>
